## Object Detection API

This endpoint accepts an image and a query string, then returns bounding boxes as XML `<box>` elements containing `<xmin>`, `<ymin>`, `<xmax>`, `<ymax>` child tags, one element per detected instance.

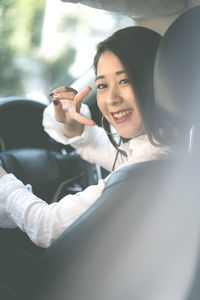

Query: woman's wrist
<box><xmin>62</xmin><ymin>122</ymin><xmax>84</xmax><ymax>138</ymax></box>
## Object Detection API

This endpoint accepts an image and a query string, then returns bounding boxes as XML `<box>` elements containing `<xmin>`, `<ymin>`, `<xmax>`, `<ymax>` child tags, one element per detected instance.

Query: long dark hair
<box><xmin>94</xmin><ymin>26</ymin><xmax>164</xmax><ymax>152</ymax></box>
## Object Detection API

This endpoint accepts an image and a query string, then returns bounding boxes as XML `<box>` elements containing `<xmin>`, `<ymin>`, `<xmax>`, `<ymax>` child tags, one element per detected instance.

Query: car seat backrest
<box><xmin>154</xmin><ymin>5</ymin><xmax>200</xmax><ymax>154</ymax></box>
<box><xmin>25</xmin><ymin>159</ymin><xmax>200</xmax><ymax>300</ymax></box>
<box><xmin>154</xmin><ymin>5</ymin><xmax>200</xmax><ymax>300</ymax></box>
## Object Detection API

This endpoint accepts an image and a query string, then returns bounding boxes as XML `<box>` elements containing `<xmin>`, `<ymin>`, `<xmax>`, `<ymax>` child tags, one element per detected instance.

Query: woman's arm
<box><xmin>0</xmin><ymin>173</ymin><xmax>106</xmax><ymax>248</ymax></box>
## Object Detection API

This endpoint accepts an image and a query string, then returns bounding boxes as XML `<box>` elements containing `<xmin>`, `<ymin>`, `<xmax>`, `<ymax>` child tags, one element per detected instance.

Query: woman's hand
<box><xmin>49</xmin><ymin>86</ymin><xmax>95</xmax><ymax>138</ymax></box>
<box><xmin>0</xmin><ymin>166</ymin><xmax>7</xmax><ymax>179</ymax></box>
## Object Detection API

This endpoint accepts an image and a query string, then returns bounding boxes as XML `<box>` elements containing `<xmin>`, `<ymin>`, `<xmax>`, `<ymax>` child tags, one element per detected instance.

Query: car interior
<box><xmin>1</xmin><ymin>0</ymin><xmax>200</xmax><ymax>299</ymax></box>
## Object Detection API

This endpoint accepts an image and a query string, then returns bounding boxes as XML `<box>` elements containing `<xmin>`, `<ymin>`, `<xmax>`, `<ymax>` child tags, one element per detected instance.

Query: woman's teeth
<box><xmin>113</xmin><ymin>109</ymin><xmax>133</xmax><ymax>119</ymax></box>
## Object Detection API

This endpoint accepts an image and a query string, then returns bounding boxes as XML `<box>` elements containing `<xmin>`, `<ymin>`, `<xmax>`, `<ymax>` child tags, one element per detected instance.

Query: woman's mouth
<box><xmin>111</xmin><ymin>109</ymin><xmax>133</xmax><ymax>123</ymax></box>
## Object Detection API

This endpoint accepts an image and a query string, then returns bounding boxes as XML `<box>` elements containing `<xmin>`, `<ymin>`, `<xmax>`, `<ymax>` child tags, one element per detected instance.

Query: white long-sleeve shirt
<box><xmin>0</xmin><ymin>103</ymin><xmax>173</xmax><ymax>248</ymax></box>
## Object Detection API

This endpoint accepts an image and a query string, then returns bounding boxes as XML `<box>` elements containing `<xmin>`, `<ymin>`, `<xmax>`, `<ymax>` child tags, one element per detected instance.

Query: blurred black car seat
<box><xmin>24</xmin><ymin>160</ymin><xmax>200</xmax><ymax>300</ymax></box>
<box><xmin>154</xmin><ymin>5</ymin><xmax>200</xmax><ymax>300</ymax></box>
<box><xmin>20</xmin><ymin>5</ymin><xmax>200</xmax><ymax>300</ymax></box>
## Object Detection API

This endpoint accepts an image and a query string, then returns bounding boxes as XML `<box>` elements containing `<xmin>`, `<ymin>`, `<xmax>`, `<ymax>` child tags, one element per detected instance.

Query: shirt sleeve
<box><xmin>1</xmin><ymin>173</ymin><xmax>106</xmax><ymax>248</ymax></box>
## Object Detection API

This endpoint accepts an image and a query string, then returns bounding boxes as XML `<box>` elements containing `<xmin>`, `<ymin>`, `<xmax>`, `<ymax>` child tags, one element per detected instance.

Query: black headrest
<box><xmin>154</xmin><ymin>5</ymin><xmax>200</xmax><ymax>127</ymax></box>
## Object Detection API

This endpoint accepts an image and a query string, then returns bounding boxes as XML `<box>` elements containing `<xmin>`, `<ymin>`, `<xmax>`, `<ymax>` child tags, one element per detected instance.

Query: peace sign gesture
<box><xmin>49</xmin><ymin>86</ymin><xmax>95</xmax><ymax>138</ymax></box>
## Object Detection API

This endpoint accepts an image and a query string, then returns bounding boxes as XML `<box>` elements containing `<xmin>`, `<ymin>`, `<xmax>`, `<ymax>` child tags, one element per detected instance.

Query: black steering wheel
<box><xmin>0</xmin><ymin>97</ymin><xmax>99</xmax><ymax>203</ymax></box>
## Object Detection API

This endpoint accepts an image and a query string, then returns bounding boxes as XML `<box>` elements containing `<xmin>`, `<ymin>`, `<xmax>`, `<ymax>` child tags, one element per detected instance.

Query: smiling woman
<box><xmin>92</xmin><ymin>26</ymin><xmax>172</xmax><ymax>161</ymax></box>
<box><xmin>0</xmin><ymin>26</ymin><xmax>175</xmax><ymax>258</ymax></box>
<box><xmin>0</xmin><ymin>1</ymin><xmax>200</xmax><ymax>300</ymax></box>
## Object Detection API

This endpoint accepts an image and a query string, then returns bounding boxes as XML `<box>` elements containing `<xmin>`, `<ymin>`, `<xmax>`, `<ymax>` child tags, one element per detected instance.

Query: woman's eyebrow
<box><xmin>95</xmin><ymin>75</ymin><xmax>104</xmax><ymax>82</ymax></box>
<box><xmin>95</xmin><ymin>70</ymin><xmax>127</xmax><ymax>82</ymax></box>
<box><xmin>116</xmin><ymin>70</ymin><xmax>127</xmax><ymax>75</ymax></box>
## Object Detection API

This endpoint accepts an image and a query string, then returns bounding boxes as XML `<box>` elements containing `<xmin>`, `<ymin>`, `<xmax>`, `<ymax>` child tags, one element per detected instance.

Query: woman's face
<box><xmin>96</xmin><ymin>50</ymin><xmax>144</xmax><ymax>139</ymax></box>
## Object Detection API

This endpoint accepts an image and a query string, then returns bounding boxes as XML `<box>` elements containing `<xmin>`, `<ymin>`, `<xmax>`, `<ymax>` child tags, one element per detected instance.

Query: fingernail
<box><xmin>53</xmin><ymin>100</ymin><xmax>59</xmax><ymax>105</ymax></box>
<box><xmin>49</xmin><ymin>92</ymin><xmax>54</xmax><ymax>97</ymax></box>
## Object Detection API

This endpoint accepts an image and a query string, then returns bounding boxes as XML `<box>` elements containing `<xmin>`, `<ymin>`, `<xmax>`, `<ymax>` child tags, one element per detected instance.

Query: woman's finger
<box><xmin>49</xmin><ymin>86</ymin><xmax>77</xmax><ymax>97</ymax></box>
<box><xmin>74</xmin><ymin>86</ymin><xmax>92</xmax><ymax>112</ymax></box>
<box><xmin>53</xmin><ymin>91</ymin><xmax>76</xmax><ymax>101</ymax></box>
<box><xmin>59</xmin><ymin>99</ymin><xmax>72</xmax><ymax>111</ymax></box>
<box><xmin>53</xmin><ymin>99</ymin><xmax>66</xmax><ymax>123</ymax></box>
<box><xmin>73</xmin><ymin>111</ymin><xmax>96</xmax><ymax>126</ymax></box>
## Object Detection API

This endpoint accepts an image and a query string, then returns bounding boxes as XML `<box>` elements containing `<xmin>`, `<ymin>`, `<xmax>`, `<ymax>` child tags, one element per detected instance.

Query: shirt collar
<box><xmin>118</xmin><ymin>134</ymin><xmax>174</xmax><ymax>163</ymax></box>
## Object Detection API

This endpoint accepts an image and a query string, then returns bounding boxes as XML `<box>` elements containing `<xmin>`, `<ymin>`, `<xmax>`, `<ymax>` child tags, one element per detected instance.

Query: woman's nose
<box><xmin>106</xmin><ymin>87</ymin><xmax>122</xmax><ymax>106</ymax></box>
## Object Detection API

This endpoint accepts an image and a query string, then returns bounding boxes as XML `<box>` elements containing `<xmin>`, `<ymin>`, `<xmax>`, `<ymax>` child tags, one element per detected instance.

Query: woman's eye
<box><xmin>97</xmin><ymin>83</ymin><xmax>107</xmax><ymax>90</ymax></box>
<box><xmin>120</xmin><ymin>78</ymin><xmax>129</xmax><ymax>85</ymax></box>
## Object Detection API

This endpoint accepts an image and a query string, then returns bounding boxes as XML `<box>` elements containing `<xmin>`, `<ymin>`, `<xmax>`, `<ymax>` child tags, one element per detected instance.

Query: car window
<box><xmin>0</xmin><ymin>0</ymin><xmax>133</xmax><ymax>103</ymax></box>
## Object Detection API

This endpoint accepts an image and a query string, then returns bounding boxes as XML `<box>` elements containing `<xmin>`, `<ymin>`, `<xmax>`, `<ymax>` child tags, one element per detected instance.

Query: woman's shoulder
<box><xmin>119</xmin><ymin>134</ymin><xmax>175</xmax><ymax>168</ymax></box>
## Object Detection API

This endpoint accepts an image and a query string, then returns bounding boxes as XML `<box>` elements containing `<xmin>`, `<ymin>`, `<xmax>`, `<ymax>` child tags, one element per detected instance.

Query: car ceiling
<box><xmin>61</xmin><ymin>0</ymin><xmax>186</xmax><ymax>18</ymax></box>
<box><xmin>61</xmin><ymin>0</ymin><xmax>200</xmax><ymax>35</ymax></box>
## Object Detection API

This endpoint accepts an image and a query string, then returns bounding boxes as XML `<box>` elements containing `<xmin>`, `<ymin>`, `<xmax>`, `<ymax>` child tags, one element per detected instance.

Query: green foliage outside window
<box><xmin>0</xmin><ymin>0</ymin><xmax>77</xmax><ymax>98</ymax></box>
<box><xmin>0</xmin><ymin>0</ymin><xmax>46</xmax><ymax>96</ymax></box>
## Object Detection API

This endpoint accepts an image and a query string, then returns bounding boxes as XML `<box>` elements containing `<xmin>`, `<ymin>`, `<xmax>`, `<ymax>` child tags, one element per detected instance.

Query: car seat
<box><xmin>20</xmin><ymin>5</ymin><xmax>200</xmax><ymax>300</ymax></box>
